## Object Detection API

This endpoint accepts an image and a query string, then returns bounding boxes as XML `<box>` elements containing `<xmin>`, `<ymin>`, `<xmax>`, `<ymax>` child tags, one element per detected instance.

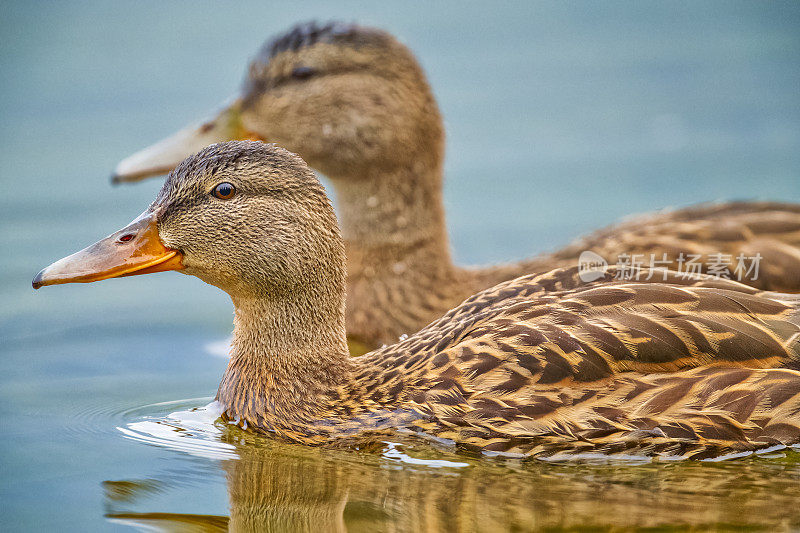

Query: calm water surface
<box><xmin>2</xmin><ymin>1</ymin><xmax>800</xmax><ymax>530</ymax></box>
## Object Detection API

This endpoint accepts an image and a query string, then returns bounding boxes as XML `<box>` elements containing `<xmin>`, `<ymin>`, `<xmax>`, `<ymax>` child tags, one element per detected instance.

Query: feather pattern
<box><xmin>222</xmin><ymin>265</ymin><xmax>800</xmax><ymax>459</ymax></box>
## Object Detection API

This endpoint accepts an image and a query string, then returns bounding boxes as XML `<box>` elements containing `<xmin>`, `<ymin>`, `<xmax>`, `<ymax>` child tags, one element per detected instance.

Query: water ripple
<box><xmin>116</xmin><ymin>399</ymin><xmax>238</xmax><ymax>461</ymax></box>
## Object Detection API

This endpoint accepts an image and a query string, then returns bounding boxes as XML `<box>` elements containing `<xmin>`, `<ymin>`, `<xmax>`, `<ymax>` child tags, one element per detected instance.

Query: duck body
<box><xmin>41</xmin><ymin>141</ymin><xmax>800</xmax><ymax>459</ymax></box>
<box><xmin>220</xmin><ymin>263</ymin><xmax>800</xmax><ymax>458</ymax></box>
<box><xmin>113</xmin><ymin>22</ymin><xmax>800</xmax><ymax>352</ymax></box>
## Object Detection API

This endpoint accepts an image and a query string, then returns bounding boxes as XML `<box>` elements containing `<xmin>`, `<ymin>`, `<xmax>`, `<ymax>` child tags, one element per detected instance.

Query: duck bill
<box><xmin>111</xmin><ymin>97</ymin><xmax>261</xmax><ymax>184</ymax></box>
<box><xmin>32</xmin><ymin>210</ymin><xmax>184</xmax><ymax>289</ymax></box>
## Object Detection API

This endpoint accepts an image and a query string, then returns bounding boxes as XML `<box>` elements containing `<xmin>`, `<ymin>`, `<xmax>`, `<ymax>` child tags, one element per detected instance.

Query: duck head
<box><xmin>113</xmin><ymin>22</ymin><xmax>443</xmax><ymax>184</ymax></box>
<box><xmin>37</xmin><ymin>141</ymin><xmax>346</xmax><ymax>304</ymax></box>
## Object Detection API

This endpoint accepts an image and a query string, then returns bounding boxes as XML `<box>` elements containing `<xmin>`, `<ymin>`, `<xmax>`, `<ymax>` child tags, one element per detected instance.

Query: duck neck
<box><xmin>332</xmin><ymin>162</ymin><xmax>453</xmax><ymax>270</ymax></box>
<box><xmin>217</xmin><ymin>293</ymin><xmax>353</xmax><ymax>426</ymax></box>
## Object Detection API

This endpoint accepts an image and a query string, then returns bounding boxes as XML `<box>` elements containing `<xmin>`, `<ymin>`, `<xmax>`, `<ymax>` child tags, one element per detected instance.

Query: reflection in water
<box><xmin>108</xmin><ymin>512</ymin><xmax>228</xmax><ymax>532</ymax></box>
<box><xmin>105</xmin><ymin>402</ymin><xmax>800</xmax><ymax>531</ymax></box>
<box><xmin>204</xmin><ymin>337</ymin><xmax>233</xmax><ymax>359</ymax></box>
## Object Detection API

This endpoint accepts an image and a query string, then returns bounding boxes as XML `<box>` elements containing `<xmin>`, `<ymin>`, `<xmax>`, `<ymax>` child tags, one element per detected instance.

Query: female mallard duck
<box><xmin>111</xmin><ymin>22</ymin><xmax>800</xmax><ymax>352</ymax></box>
<box><xmin>36</xmin><ymin>141</ymin><xmax>800</xmax><ymax>458</ymax></box>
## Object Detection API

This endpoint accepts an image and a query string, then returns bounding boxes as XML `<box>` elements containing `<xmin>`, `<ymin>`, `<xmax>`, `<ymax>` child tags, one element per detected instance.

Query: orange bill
<box><xmin>32</xmin><ymin>210</ymin><xmax>183</xmax><ymax>289</ymax></box>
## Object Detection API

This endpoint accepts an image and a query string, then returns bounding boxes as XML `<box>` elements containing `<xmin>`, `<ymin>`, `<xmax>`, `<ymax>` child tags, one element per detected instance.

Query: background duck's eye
<box><xmin>291</xmin><ymin>66</ymin><xmax>315</xmax><ymax>80</ymax></box>
<box><xmin>212</xmin><ymin>182</ymin><xmax>236</xmax><ymax>200</ymax></box>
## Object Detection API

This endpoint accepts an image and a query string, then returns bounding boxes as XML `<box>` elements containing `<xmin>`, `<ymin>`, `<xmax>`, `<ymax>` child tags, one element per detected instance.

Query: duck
<box><xmin>110</xmin><ymin>22</ymin><xmax>800</xmax><ymax>352</ymax></box>
<box><xmin>35</xmin><ymin>141</ymin><xmax>800</xmax><ymax>459</ymax></box>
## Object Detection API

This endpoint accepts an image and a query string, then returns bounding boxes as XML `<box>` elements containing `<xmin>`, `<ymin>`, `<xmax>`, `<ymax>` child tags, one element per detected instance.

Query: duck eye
<box><xmin>212</xmin><ymin>182</ymin><xmax>236</xmax><ymax>200</ymax></box>
<box><xmin>291</xmin><ymin>66</ymin><xmax>315</xmax><ymax>80</ymax></box>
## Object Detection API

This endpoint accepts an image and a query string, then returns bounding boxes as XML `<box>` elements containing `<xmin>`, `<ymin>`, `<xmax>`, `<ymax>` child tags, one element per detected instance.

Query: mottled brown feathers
<box><xmin>336</xmin><ymin>267</ymin><xmax>800</xmax><ymax>458</ymax></box>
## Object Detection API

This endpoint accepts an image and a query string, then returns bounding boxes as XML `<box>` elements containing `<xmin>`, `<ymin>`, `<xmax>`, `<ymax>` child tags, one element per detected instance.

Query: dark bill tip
<box><xmin>32</xmin><ymin>269</ymin><xmax>45</xmax><ymax>290</ymax></box>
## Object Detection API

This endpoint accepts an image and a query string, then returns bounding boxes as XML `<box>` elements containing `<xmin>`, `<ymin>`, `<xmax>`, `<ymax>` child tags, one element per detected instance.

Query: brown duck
<box><xmin>111</xmin><ymin>22</ymin><xmax>800</xmax><ymax>352</ymax></box>
<box><xmin>36</xmin><ymin>141</ymin><xmax>800</xmax><ymax>458</ymax></box>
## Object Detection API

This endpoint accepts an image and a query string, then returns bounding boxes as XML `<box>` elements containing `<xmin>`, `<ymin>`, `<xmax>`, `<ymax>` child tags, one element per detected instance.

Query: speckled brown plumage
<box><xmin>113</xmin><ymin>22</ymin><xmax>800</xmax><ymax>353</ymax></box>
<box><xmin>233</xmin><ymin>262</ymin><xmax>800</xmax><ymax>459</ymax></box>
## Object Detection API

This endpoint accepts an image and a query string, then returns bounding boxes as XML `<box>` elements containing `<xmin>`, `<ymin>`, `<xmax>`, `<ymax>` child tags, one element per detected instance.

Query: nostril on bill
<box><xmin>117</xmin><ymin>233</ymin><xmax>135</xmax><ymax>243</ymax></box>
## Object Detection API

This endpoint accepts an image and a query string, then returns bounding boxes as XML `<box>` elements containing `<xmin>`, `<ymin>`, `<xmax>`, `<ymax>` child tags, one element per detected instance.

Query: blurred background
<box><xmin>1</xmin><ymin>1</ymin><xmax>799</xmax><ymax>530</ymax></box>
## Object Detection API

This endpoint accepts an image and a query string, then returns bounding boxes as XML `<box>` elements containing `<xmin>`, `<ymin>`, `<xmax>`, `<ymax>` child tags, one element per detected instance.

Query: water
<box><xmin>2</xmin><ymin>1</ymin><xmax>800</xmax><ymax>530</ymax></box>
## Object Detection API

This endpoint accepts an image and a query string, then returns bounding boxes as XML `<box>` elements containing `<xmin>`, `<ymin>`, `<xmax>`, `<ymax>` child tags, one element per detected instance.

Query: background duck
<box><xmin>111</xmin><ymin>22</ymin><xmax>800</xmax><ymax>352</ymax></box>
<box><xmin>36</xmin><ymin>141</ymin><xmax>800</xmax><ymax>459</ymax></box>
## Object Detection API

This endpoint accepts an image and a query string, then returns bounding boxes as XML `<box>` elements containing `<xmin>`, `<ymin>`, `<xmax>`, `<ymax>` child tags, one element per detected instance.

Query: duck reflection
<box><xmin>103</xmin><ymin>432</ymin><xmax>800</xmax><ymax>531</ymax></box>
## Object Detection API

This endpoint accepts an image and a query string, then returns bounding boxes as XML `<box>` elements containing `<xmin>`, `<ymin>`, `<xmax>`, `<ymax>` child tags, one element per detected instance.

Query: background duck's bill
<box><xmin>111</xmin><ymin>98</ymin><xmax>256</xmax><ymax>184</ymax></box>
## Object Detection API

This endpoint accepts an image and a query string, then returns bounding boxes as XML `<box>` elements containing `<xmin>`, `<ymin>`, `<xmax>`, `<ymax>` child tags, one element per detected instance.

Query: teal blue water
<box><xmin>2</xmin><ymin>1</ymin><xmax>800</xmax><ymax>530</ymax></box>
